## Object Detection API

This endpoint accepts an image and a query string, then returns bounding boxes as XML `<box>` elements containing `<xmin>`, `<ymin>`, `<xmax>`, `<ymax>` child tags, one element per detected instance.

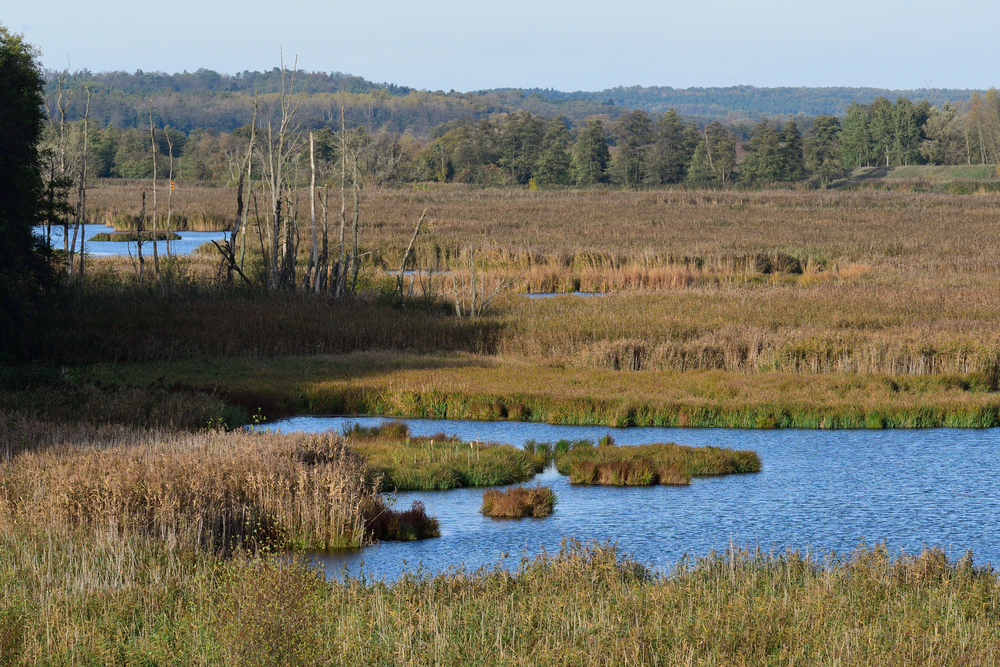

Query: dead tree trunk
<box><xmin>307</xmin><ymin>132</ymin><xmax>318</xmax><ymax>290</ymax></box>
<box><xmin>149</xmin><ymin>100</ymin><xmax>160</xmax><ymax>277</ymax></box>
<box><xmin>397</xmin><ymin>208</ymin><xmax>428</xmax><ymax>302</ymax></box>
<box><xmin>337</xmin><ymin>98</ymin><xmax>347</xmax><ymax>297</ymax></box>
<box><xmin>164</xmin><ymin>129</ymin><xmax>175</xmax><ymax>257</ymax></box>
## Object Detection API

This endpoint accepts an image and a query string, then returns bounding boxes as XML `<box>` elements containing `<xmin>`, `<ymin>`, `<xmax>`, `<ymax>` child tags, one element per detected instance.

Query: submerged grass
<box><xmin>344</xmin><ymin>420</ymin><xmax>546</xmax><ymax>490</ymax></box>
<box><xmin>5</xmin><ymin>537</ymin><xmax>1000</xmax><ymax>664</ymax></box>
<box><xmin>555</xmin><ymin>441</ymin><xmax>762</xmax><ymax>486</ymax></box>
<box><xmin>480</xmin><ymin>484</ymin><xmax>556</xmax><ymax>518</ymax></box>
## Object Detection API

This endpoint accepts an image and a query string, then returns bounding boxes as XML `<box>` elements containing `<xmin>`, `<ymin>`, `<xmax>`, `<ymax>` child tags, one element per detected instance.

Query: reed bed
<box><xmin>0</xmin><ymin>414</ymin><xmax>440</xmax><ymax>552</ymax></box>
<box><xmin>88</xmin><ymin>179</ymin><xmax>230</xmax><ymax>231</ymax></box>
<box><xmin>85</xmin><ymin>180</ymin><xmax>1000</xmax><ymax>264</ymax></box>
<box><xmin>480</xmin><ymin>484</ymin><xmax>556</xmax><ymax>518</ymax></box>
<box><xmin>5</xmin><ymin>537</ymin><xmax>1000</xmax><ymax>664</ymax></box>
<box><xmin>33</xmin><ymin>274</ymin><xmax>1000</xmax><ymax>379</ymax></box>
<box><xmin>344</xmin><ymin>421</ymin><xmax>546</xmax><ymax>490</ymax></box>
<box><xmin>84</xmin><ymin>181</ymin><xmax>1000</xmax><ymax>293</ymax></box>
<box><xmin>554</xmin><ymin>441</ymin><xmax>761</xmax><ymax>486</ymax></box>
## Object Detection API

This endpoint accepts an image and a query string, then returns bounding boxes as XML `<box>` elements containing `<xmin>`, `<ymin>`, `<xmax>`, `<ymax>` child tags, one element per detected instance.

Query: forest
<box><xmin>38</xmin><ymin>63</ymin><xmax>1000</xmax><ymax>191</ymax></box>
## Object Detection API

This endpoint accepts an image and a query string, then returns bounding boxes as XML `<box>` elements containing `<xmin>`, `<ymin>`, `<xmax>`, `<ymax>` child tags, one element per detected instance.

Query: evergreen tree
<box><xmin>739</xmin><ymin>120</ymin><xmax>783</xmax><ymax>184</ymax></box>
<box><xmin>778</xmin><ymin>120</ymin><xmax>806</xmax><ymax>181</ymax></box>
<box><xmin>920</xmin><ymin>104</ymin><xmax>968</xmax><ymax>165</ymax></box>
<box><xmin>643</xmin><ymin>109</ymin><xmax>698</xmax><ymax>184</ymax></box>
<box><xmin>840</xmin><ymin>102</ymin><xmax>873</xmax><ymax>169</ymax></box>
<box><xmin>868</xmin><ymin>97</ymin><xmax>895</xmax><ymax>167</ymax></box>
<box><xmin>534</xmin><ymin>116</ymin><xmax>572</xmax><ymax>185</ymax></box>
<box><xmin>497</xmin><ymin>111</ymin><xmax>544</xmax><ymax>185</ymax></box>
<box><xmin>0</xmin><ymin>24</ymin><xmax>52</xmax><ymax>355</ymax></box>
<box><xmin>608</xmin><ymin>110</ymin><xmax>653</xmax><ymax>186</ymax></box>
<box><xmin>804</xmin><ymin>115</ymin><xmax>844</xmax><ymax>184</ymax></box>
<box><xmin>571</xmin><ymin>119</ymin><xmax>610</xmax><ymax>185</ymax></box>
<box><xmin>686</xmin><ymin>121</ymin><xmax>736</xmax><ymax>185</ymax></box>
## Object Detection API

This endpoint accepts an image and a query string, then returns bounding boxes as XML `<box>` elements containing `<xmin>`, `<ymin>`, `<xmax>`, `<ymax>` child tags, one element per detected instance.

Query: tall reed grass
<box><xmin>6</xmin><ymin>537</ymin><xmax>1000</xmax><ymax>664</ymax></box>
<box><xmin>0</xmin><ymin>414</ymin><xmax>437</xmax><ymax>552</ymax></box>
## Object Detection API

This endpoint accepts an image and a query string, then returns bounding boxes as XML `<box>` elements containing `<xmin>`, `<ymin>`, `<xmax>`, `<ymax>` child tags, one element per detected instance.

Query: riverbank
<box><xmin>61</xmin><ymin>351</ymin><xmax>1000</xmax><ymax>429</ymax></box>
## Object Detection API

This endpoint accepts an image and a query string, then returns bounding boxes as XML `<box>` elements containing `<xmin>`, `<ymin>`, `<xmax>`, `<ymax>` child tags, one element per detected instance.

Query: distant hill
<box><xmin>43</xmin><ymin>69</ymin><xmax>982</xmax><ymax>135</ymax></box>
<box><xmin>514</xmin><ymin>85</ymin><xmax>978</xmax><ymax>118</ymax></box>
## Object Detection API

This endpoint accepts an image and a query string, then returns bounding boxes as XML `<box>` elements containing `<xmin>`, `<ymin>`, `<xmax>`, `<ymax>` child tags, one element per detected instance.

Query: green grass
<box><xmin>344</xmin><ymin>421</ymin><xmax>546</xmax><ymax>490</ymax></box>
<box><xmin>64</xmin><ymin>352</ymin><xmax>1000</xmax><ymax>429</ymax></box>
<box><xmin>554</xmin><ymin>441</ymin><xmax>762</xmax><ymax>486</ymax></box>
<box><xmin>5</xmin><ymin>534</ymin><xmax>1000</xmax><ymax>665</ymax></box>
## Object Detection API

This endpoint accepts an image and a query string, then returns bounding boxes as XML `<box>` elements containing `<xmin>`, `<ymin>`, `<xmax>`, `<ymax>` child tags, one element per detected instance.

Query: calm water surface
<box><xmin>271</xmin><ymin>415</ymin><xmax>1000</xmax><ymax>580</ymax></box>
<box><xmin>35</xmin><ymin>224</ymin><xmax>227</xmax><ymax>257</ymax></box>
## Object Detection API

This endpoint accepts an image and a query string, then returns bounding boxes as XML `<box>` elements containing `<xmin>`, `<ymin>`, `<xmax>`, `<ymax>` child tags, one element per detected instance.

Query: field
<box><xmin>11</xmin><ymin>179</ymin><xmax>1000</xmax><ymax>662</ymax></box>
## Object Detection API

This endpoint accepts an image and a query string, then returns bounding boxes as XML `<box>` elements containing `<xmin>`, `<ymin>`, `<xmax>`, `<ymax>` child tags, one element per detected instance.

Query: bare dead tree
<box><xmin>43</xmin><ymin>65</ymin><xmax>72</xmax><ymax>253</ymax></box>
<box><xmin>212</xmin><ymin>97</ymin><xmax>256</xmax><ymax>286</ymax></box>
<box><xmin>450</xmin><ymin>248</ymin><xmax>516</xmax><ymax>318</ymax></box>
<box><xmin>149</xmin><ymin>100</ymin><xmax>160</xmax><ymax>277</ymax></box>
<box><xmin>335</xmin><ymin>97</ymin><xmax>348</xmax><ymax>296</ymax></box>
<box><xmin>396</xmin><ymin>208</ymin><xmax>428</xmax><ymax>303</ymax></box>
<box><xmin>260</xmin><ymin>54</ymin><xmax>306</xmax><ymax>290</ymax></box>
<box><xmin>135</xmin><ymin>192</ymin><xmax>146</xmax><ymax>285</ymax></box>
<box><xmin>318</xmin><ymin>186</ymin><xmax>330</xmax><ymax>292</ymax></box>
<box><xmin>68</xmin><ymin>84</ymin><xmax>90</xmax><ymax>280</ymax></box>
<box><xmin>164</xmin><ymin>128</ymin><xmax>175</xmax><ymax>257</ymax></box>
<box><xmin>307</xmin><ymin>131</ymin><xmax>318</xmax><ymax>290</ymax></box>
<box><xmin>350</xmin><ymin>151</ymin><xmax>361</xmax><ymax>292</ymax></box>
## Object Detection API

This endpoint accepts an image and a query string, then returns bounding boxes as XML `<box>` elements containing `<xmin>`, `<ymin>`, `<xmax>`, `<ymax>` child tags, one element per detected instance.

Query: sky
<box><xmin>7</xmin><ymin>0</ymin><xmax>999</xmax><ymax>92</ymax></box>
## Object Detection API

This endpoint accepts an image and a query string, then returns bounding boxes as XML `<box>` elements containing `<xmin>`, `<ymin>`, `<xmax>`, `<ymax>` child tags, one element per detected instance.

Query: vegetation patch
<box><xmin>90</xmin><ymin>230</ymin><xmax>182</xmax><ymax>242</ymax></box>
<box><xmin>363</xmin><ymin>500</ymin><xmax>440</xmax><ymax>540</ymax></box>
<box><xmin>344</xmin><ymin>420</ymin><xmax>546</xmax><ymax>490</ymax></box>
<box><xmin>481</xmin><ymin>484</ymin><xmax>556</xmax><ymax>518</ymax></box>
<box><xmin>554</xmin><ymin>439</ymin><xmax>761</xmax><ymax>486</ymax></box>
<box><xmin>0</xmin><ymin>413</ymin><xmax>438</xmax><ymax>552</ymax></box>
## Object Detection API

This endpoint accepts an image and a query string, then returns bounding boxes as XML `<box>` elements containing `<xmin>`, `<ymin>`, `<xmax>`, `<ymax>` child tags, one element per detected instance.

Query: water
<box><xmin>35</xmin><ymin>224</ymin><xmax>228</xmax><ymax>257</ymax></box>
<box><xmin>271</xmin><ymin>415</ymin><xmax>1000</xmax><ymax>580</ymax></box>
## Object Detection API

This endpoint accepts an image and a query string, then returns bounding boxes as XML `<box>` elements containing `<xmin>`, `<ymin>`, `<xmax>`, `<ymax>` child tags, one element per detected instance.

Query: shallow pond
<box><xmin>35</xmin><ymin>224</ymin><xmax>228</xmax><ymax>257</ymax></box>
<box><xmin>272</xmin><ymin>415</ymin><xmax>1000</xmax><ymax>580</ymax></box>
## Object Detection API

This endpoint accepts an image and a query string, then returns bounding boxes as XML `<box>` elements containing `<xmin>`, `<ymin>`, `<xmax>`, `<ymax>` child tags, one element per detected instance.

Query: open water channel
<box><xmin>35</xmin><ymin>224</ymin><xmax>228</xmax><ymax>257</ymax></box>
<box><xmin>271</xmin><ymin>415</ymin><xmax>1000</xmax><ymax>581</ymax></box>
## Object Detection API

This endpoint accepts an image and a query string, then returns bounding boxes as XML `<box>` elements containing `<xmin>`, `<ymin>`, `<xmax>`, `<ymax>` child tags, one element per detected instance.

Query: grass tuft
<box><xmin>556</xmin><ymin>442</ymin><xmax>761</xmax><ymax>486</ymax></box>
<box><xmin>481</xmin><ymin>484</ymin><xmax>556</xmax><ymax>518</ymax></box>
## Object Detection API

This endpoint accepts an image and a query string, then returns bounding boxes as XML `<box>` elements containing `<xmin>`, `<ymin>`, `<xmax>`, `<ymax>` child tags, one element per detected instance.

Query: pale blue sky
<box><xmin>7</xmin><ymin>0</ymin><xmax>997</xmax><ymax>91</ymax></box>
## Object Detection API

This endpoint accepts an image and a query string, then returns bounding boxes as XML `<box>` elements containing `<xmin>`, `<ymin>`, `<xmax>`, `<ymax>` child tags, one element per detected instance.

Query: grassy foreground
<box><xmin>4</xmin><ymin>539</ymin><xmax>1000</xmax><ymax>665</ymax></box>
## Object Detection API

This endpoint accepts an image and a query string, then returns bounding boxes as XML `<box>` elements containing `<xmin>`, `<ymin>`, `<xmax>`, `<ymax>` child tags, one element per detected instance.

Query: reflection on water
<box><xmin>273</xmin><ymin>416</ymin><xmax>1000</xmax><ymax>581</ymax></box>
<box><xmin>35</xmin><ymin>224</ymin><xmax>228</xmax><ymax>257</ymax></box>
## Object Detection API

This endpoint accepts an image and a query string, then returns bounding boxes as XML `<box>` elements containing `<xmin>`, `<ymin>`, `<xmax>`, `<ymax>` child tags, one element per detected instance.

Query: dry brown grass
<box><xmin>480</xmin><ymin>484</ymin><xmax>556</xmax><ymax>517</ymax></box>
<box><xmin>88</xmin><ymin>179</ymin><xmax>232</xmax><ymax>230</ymax></box>
<box><xmin>556</xmin><ymin>442</ymin><xmax>761</xmax><ymax>486</ymax></box>
<box><xmin>84</xmin><ymin>181</ymin><xmax>1000</xmax><ymax>273</ymax></box>
<box><xmin>0</xmin><ymin>413</ymin><xmax>381</xmax><ymax>552</ymax></box>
